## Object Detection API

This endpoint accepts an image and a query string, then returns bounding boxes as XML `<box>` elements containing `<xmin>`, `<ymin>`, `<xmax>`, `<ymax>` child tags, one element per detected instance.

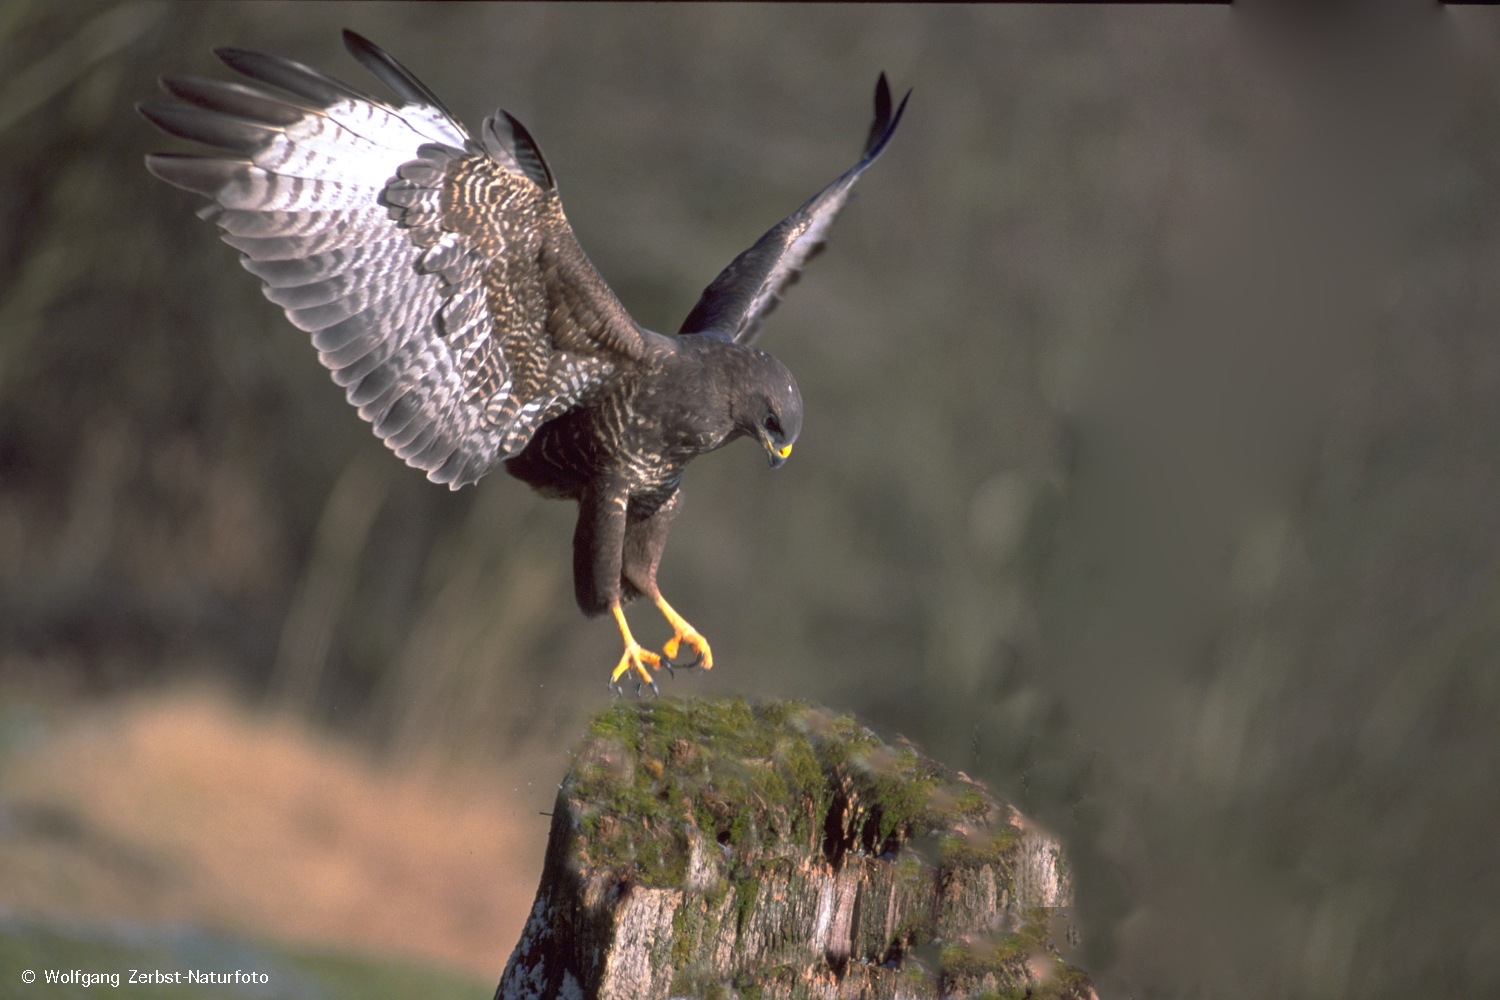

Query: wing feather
<box><xmin>677</xmin><ymin>74</ymin><xmax>908</xmax><ymax>345</ymax></box>
<box><xmin>219</xmin><ymin>223</ymin><xmax>395</xmax><ymax>259</ymax></box>
<box><xmin>144</xmin><ymin>31</ymin><xmax>645</xmax><ymax>488</ymax></box>
<box><xmin>207</xmin><ymin>206</ymin><xmax>391</xmax><ymax>238</ymax></box>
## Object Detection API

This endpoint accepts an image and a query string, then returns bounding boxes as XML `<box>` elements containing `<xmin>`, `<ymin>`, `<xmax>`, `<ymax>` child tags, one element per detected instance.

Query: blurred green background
<box><xmin>1</xmin><ymin>1</ymin><xmax>1498</xmax><ymax>997</ymax></box>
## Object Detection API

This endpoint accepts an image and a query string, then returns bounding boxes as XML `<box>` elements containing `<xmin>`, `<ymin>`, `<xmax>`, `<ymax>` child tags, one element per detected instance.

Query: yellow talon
<box><xmin>610</xmin><ymin>605</ymin><xmax>663</xmax><ymax>688</ymax></box>
<box><xmin>656</xmin><ymin>596</ymin><xmax>714</xmax><ymax>670</ymax></box>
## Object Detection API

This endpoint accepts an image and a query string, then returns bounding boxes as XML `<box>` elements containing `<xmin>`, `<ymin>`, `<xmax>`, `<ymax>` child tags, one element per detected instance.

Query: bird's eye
<box><xmin>765</xmin><ymin>414</ymin><xmax>783</xmax><ymax>437</ymax></box>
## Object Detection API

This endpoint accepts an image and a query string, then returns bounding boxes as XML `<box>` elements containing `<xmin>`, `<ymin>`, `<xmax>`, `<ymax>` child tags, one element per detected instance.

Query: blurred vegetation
<box><xmin>2</xmin><ymin>2</ymin><xmax>1499</xmax><ymax>998</ymax></box>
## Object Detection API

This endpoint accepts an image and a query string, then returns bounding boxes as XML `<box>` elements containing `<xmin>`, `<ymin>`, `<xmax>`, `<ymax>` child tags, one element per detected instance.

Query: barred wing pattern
<box><xmin>142</xmin><ymin>31</ymin><xmax>642</xmax><ymax>488</ymax></box>
<box><xmin>678</xmin><ymin>74</ymin><xmax>909</xmax><ymax>345</ymax></box>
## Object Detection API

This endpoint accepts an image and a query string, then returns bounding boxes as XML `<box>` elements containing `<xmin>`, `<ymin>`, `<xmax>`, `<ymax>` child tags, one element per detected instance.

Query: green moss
<box><xmin>702</xmin><ymin>877</ymin><xmax>728</xmax><ymax>912</ymax></box>
<box><xmin>562</xmin><ymin>698</ymin><xmax>1092</xmax><ymax>998</ymax></box>
<box><xmin>900</xmin><ymin>961</ymin><xmax>933</xmax><ymax>994</ymax></box>
<box><xmin>568</xmin><ymin>697</ymin><xmax>1025</xmax><ymax>901</ymax></box>
<box><xmin>863</xmin><ymin>754</ymin><xmax>938</xmax><ymax>845</ymax></box>
<box><xmin>1015</xmin><ymin>909</ymin><xmax>1055</xmax><ymax>950</ymax></box>
<box><xmin>570</xmin><ymin>699</ymin><xmax>834</xmax><ymax>884</ymax></box>
<box><xmin>937</xmin><ymin>824</ymin><xmax>1020</xmax><ymax>868</ymax></box>
<box><xmin>938</xmin><ymin>915</ymin><xmax>1097</xmax><ymax>1000</ymax></box>
<box><xmin>939</xmin><ymin>936</ymin><xmax>1026</xmax><ymax>978</ymax></box>
<box><xmin>780</xmin><ymin>735</ymin><xmax>823</xmax><ymax>790</ymax></box>
<box><xmin>1052</xmin><ymin>961</ymin><xmax>1096</xmax><ymax>998</ymax></box>
<box><xmin>953</xmin><ymin>786</ymin><xmax>989</xmax><ymax>816</ymax></box>
<box><xmin>734</xmin><ymin>875</ymin><xmax>760</xmax><ymax>936</ymax></box>
<box><xmin>964</xmin><ymin>959</ymin><xmax>1094</xmax><ymax>1000</ymax></box>
<box><xmin>894</xmin><ymin>850</ymin><xmax>925</xmax><ymax>886</ymax></box>
<box><xmin>1019</xmin><ymin>966</ymin><xmax>1087</xmax><ymax>1000</ymax></box>
<box><xmin>671</xmin><ymin>904</ymin><xmax>696</xmax><ymax>968</ymax></box>
<box><xmin>893</xmin><ymin>908</ymin><xmax>934</xmax><ymax>943</ymax></box>
<box><xmin>730</xmin><ymin>965</ymin><xmax>789</xmax><ymax>1000</ymax></box>
<box><xmin>670</xmin><ymin>970</ymin><xmax>732</xmax><ymax>1000</ymax></box>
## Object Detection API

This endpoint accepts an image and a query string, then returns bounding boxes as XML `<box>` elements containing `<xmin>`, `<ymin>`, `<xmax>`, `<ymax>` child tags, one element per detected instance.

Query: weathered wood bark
<box><xmin>496</xmin><ymin>698</ymin><xmax>1093</xmax><ymax>1000</ymax></box>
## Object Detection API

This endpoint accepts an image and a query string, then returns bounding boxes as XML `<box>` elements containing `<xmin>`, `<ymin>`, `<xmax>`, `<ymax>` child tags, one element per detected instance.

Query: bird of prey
<box><xmin>141</xmin><ymin>31</ymin><xmax>907</xmax><ymax>694</ymax></box>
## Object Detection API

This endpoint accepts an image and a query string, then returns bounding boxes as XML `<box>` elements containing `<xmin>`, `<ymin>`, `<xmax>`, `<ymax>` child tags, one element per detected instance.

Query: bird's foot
<box><xmin>609</xmin><ymin>605</ymin><xmax>666</xmax><ymax>697</ymax></box>
<box><xmin>608</xmin><ymin>639</ymin><xmax>663</xmax><ymax>695</ymax></box>
<box><xmin>656</xmin><ymin>596</ymin><xmax>714</xmax><ymax>673</ymax></box>
<box><xmin>663</xmin><ymin>627</ymin><xmax>712</xmax><ymax>672</ymax></box>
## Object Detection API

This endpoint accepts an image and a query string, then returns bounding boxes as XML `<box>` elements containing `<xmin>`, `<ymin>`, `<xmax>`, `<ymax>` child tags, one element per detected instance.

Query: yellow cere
<box><xmin>777</xmin><ymin>443</ymin><xmax>793</xmax><ymax>458</ymax></box>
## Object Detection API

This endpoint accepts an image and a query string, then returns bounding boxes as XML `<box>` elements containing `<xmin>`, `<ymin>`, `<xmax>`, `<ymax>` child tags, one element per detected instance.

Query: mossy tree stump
<box><xmin>496</xmin><ymin>698</ymin><xmax>1093</xmax><ymax>1000</ymax></box>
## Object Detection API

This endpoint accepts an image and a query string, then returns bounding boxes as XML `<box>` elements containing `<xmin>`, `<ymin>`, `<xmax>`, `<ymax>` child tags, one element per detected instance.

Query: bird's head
<box><xmin>733</xmin><ymin>350</ymin><xmax>802</xmax><ymax>469</ymax></box>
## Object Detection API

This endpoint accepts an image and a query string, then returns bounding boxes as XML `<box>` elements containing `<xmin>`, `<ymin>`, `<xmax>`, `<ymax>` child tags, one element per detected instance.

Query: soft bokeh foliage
<box><xmin>1</xmin><ymin>2</ymin><xmax>1497</xmax><ymax>997</ymax></box>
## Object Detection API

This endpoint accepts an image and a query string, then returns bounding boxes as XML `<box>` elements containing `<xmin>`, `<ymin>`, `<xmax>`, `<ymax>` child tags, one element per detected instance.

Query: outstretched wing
<box><xmin>677</xmin><ymin>74</ymin><xmax>909</xmax><ymax>345</ymax></box>
<box><xmin>141</xmin><ymin>30</ymin><xmax>642</xmax><ymax>489</ymax></box>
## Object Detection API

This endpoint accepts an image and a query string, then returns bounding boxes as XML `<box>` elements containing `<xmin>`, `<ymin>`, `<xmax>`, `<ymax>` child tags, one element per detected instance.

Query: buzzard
<box><xmin>141</xmin><ymin>31</ymin><xmax>907</xmax><ymax>694</ymax></box>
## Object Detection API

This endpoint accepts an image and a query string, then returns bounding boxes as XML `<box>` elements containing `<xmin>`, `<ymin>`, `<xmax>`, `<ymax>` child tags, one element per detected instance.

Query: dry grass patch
<box><xmin>0</xmin><ymin>685</ymin><xmax>554</xmax><ymax>978</ymax></box>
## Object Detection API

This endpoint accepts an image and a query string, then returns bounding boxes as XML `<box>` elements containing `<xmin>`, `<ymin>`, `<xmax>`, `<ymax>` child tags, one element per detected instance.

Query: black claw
<box><xmin>662</xmin><ymin>649</ymin><xmax>705</xmax><ymax>674</ymax></box>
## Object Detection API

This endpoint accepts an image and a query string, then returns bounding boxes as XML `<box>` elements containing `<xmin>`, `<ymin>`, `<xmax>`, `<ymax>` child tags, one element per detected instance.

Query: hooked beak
<box><xmin>760</xmin><ymin>430</ymin><xmax>793</xmax><ymax>469</ymax></box>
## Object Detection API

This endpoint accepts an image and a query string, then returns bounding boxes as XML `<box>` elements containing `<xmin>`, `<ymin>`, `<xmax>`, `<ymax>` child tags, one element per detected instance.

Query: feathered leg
<box><xmin>576</xmin><ymin>478</ymin><xmax>664</xmax><ymax>692</ymax></box>
<box><xmin>622</xmin><ymin>489</ymin><xmax>713</xmax><ymax>671</ymax></box>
